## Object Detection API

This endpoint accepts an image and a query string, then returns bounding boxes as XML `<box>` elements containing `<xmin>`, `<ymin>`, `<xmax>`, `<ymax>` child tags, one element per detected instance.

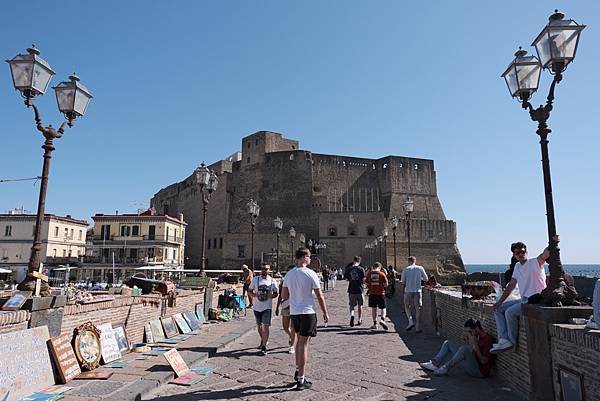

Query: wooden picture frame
<box><xmin>161</xmin><ymin>316</ymin><xmax>179</xmax><ymax>339</ymax></box>
<box><xmin>1</xmin><ymin>290</ymin><xmax>32</xmax><ymax>310</ymax></box>
<box><xmin>558</xmin><ymin>366</ymin><xmax>585</xmax><ymax>401</ymax></box>
<box><xmin>112</xmin><ymin>323</ymin><xmax>130</xmax><ymax>354</ymax></box>
<box><xmin>195</xmin><ymin>303</ymin><xmax>205</xmax><ymax>324</ymax></box>
<box><xmin>183</xmin><ymin>310</ymin><xmax>200</xmax><ymax>331</ymax></box>
<box><xmin>149</xmin><ymin>318</ymin><xmax>166</xmax><ymax>342</ymax></box>
<box><xmin>144</xmin><ymin>323</ymin><xmax>155</xmax><ymax>344</ymax></box>
<box><xmin>97</xmin><ymin>322</ymin><xmax>122</xmax><ymax>364</ymax></box>
<box><xmin>173</xmin><ymin>313</ymin><xmax>192</xmax><ymax>334</ymax></box>
<box><xmin>73</xmin><ymin>322</ymin><xmax>102</xmax><ymax>371</ymax></box>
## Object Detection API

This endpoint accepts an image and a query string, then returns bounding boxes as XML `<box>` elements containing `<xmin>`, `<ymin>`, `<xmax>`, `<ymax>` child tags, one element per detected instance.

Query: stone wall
<box><xmin>409</xmin><ymin>287</ymin><xmax>598</xmax><ymax>401</ymax></box>
<box><xmin>0</xmin><ymin>310</ymin><xmax>30</xmax><ymax>334</ymax></box>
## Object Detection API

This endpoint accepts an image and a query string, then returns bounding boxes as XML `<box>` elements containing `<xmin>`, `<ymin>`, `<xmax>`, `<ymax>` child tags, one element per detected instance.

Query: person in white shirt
<box><xmin>281</xmin><ymin>248</ymin><xmax>329</xmax><ymax>391</ymax></box>
<box><xmin>400</xmin><ymin>256</ymin><xmax>429</xmax><ymax>332</ymax></box>
<box><xmin>248</xmin><ymin>263</ymin><xmax>278</xmax><ymax>356</ymax></box>
<box><xmin>491</xmin><ymin>237</ymin><xmax>556</xmax><ymax>353</ymax></box>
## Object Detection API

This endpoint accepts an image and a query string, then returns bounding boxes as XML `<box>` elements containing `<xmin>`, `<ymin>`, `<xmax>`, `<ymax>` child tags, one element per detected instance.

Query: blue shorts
<box><xmin>253</xmin><ymin>309</ymin><xmax>272</xmax><ymax>326</ymax></box>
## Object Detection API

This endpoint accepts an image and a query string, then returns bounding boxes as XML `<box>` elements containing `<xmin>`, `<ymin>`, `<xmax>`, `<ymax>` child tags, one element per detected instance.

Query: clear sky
<box><xmin>1</xmin><ymin>1</ymin><xmax>598</xmax><ymax>264</ymax></box>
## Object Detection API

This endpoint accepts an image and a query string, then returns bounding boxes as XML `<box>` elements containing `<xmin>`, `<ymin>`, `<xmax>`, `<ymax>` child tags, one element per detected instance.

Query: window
<box><xmin>367</xmin><ymin>226</ymin><xmax>375</xmax><ymax>236</ymax></box>
<box><xmin>132</xmin><ymin>225</ymin><xmax>140</xmax><ymax>236</ymax></box>
<box><xmin>328</xmin><ymin>226</ymin><xmax>337</xmax><ymax>236</ymax></box>
<box><xmin>219</xmin><ymin>238</ymin><xmax>223</xmax><ymax>249</ymax></box>
<box><xmin>54</xmin><ymin>226</ymin><xmax>59</xmax><ymax>237</ymax></box>
<box><xmin>173</xmin><ymin>249</ymin><xmax>177</xmax><ymax>260</ymax></box>
<box><xmin>213</xmin><ymin>238</ymin><xmax>218</xmax><ymax>249</ymax></box>
<box><xmin>238</xmin><ymin>245</ymin><xmax>246</xmax><ymax>258</ymax></box>
<box><xmin>148</xmin><ymin>248</ymin><xmax>155</xmax><ymax>258</ymax></box>
<box><xmin>348</xmin><ymin>226</ymin><xmax>357</xmax><ymax>236</ymax></box>
<box><xmin>64</xmin><ymin>228</ymin><xmax>69</xmax><ymax>238</ymax></box>
<box><xmin>148</xmin><ymin>225</ymin><xmax>156</xmax><ymax>240</ymax></box>
<box><xmin>166</xmin><ymin>227</ymin><xmax>170</xmax><ymax>238</ymax></box>
<box><xmin>53</xmin><ymin>249</ymin><xmax>57</xmax><ymax>257</ymax></box>
<box><xmin>120</xmin><ymin>225</ymin><xmax>131</xmax><ymax>236</ymax></box>
<box><xmin>32</xmin><ymin>225</ymin><xmax>36</xmax><ymax>236</ymax></box>
<box><xmin>70</xmin><ymin>229</ymin><xmax>74</xmax><ymax>238</ymax></box>
<box><xmin>247</xmin><ymin>157</ymin><xmax>250</xmax><ymax>164</ymax></box>
<box><xmin>4</xmin><ymin>225</ymin><xmax>12</xmax><ymax>236</ymax></box>
<box><xmin>255</xmin><ymin>138</ymin><xmax>259</xmax><ymax>145</ymax></box>
<box><xmin>68</xmin><ymin>249</ymin><xmax>72</xmax><ymax>257</ymax></box>
<box><xmin>101</xmin><ymin>225</ymin><xmax>111</xmax><ymax>240</ymax></box>
<box><xmin>207</xmin><ymin>239</ymin><xmax>211</xmax><ymax>250</ymax></box>
<box><xmin>78</xmin><ymin>230</ymin><xmax>83</xmax><ymax>240</ymax></box>
<box><xmin>62</xmin><ymin>249</ymin><xmax>66</xmax><ymax>257</ymax></box>
<box><xmin>247</xmin><ymin>142</ymin><xmax>251</xmax><ymax>148</ymax></box>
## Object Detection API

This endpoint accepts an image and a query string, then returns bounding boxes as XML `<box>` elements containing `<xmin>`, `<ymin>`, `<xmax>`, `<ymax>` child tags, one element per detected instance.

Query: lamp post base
<box><xmin>17</xmin><ymin>275</ymin><xmax>51</xmax><ymax>297</ymax></box>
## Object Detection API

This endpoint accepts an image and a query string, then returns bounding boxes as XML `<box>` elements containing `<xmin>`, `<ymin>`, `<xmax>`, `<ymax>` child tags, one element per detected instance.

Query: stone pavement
<box><xmin>143</xmin><ymin>284</ymin><xmax>523</xmax><ymax>401</ymax></box>
<box><xmin>60</xmin><ymin>315</ymin><xmax>256</xmax><ymax>401</ymax></box>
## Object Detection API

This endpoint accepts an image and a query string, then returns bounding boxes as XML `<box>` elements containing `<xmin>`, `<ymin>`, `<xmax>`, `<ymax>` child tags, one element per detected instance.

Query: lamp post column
<box><xmin>392</xmin><ymin>226</ymin><xmax>397</xmax><ymax>271</ymax></box>
<box><xmin>199</xmin><ymin>199</ymin><xmax>208</xmax><ymax>275</ymax></box>
<box><xmin>406</xmin><ymin>214</ymin><xmax>412</xmax><ymax>257</ymax></box>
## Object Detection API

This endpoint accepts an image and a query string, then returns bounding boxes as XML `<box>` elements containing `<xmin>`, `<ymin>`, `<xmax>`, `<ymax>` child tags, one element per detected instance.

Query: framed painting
<box><xmin>183</xmin><ymin>310</ymin><xmax>200</xmax><ymax>331</ymax></box>
<box><xmin>558</xmin><ymin>366</ymin><xmax>585</xmax><ymax>401</ymax></box>
<box><xmin>73</xmin><ymin>321</ymin><xmax>102</xmax><ymax>371</ymax></box>
<box><xmin>195</xmin><ymin>303</ymin><xmax>205</xmax><ymax>324</ymax></box>
<box><xmin>161</xmin><ymin>316</ymin><xmax>179</xmax><ymax>339</ymax></box>
<box><xmin>173</xmin><ymin>313</ymin><xmax>192</xmax><ymax>334</ymax></box>
<box><xmin>112</xmin><ymin>323</ymin><xmax>130</xmax><ymax>354</ymax></box>
<box><xmin>97</xmin><ymin>323</ymin><xmax>122</xmax><ymax>364</ymax></box>
<box><xmin>144</xmin><ymin>323</ymin><xmax>155</xmax><ymax>344</ymax></box>
<box><xmin>149</xmin><ymin>318</ymin><xmax>166</xmax><ymax>342</ymax></box>
<box><xmin>1</xmin><ymin>291</ymin><xmax>32</xmax><ymax>311</ymax></box>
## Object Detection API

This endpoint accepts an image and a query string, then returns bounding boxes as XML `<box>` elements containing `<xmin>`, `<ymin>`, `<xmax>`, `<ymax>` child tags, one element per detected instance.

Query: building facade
<box><xmin>81</xmin><ymin>209</ymin><xmax>187</xmax><ymax>282</ymax></box>
<box><xmin>151</xmin><ymin>131</ymin><xmax>465</xmax><ymax>278</ymax></box>
<box><xmin>0</xmin><ymin>210</ymin><xmax>88</xmax><ymax>282</ymax></box>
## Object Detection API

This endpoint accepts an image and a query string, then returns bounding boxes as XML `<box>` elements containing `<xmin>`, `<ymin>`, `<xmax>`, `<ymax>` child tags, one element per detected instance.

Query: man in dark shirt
<box><xmin>419</xmin><ymin>319</ymin><xmax>494</xmax><ymax>377</ymax></box>
<box><xmin>346</xmin><ymin>256</ymin><xmax>365</xmax><ymax>327</ymax></box>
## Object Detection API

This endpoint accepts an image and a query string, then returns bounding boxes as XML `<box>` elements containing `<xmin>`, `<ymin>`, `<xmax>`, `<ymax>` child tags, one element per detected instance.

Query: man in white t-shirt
<box><xmin>281</xmin><ymin>248</ymin><xmax>329</xmax><ymax>391</ymax></box>
<box><xmin>491</xmin><ymin>237</ymin><xmax>555</xmax><ymax>353</ymax></box>
<box><xmin>400</xmin><ymin>256</ymin><xmax>428</xmax><ymax>332</ymax></box>
<box><xmin>248</xmin><ymin>263</ymin><xmax>278</xmax><ymax>356</ymax></box>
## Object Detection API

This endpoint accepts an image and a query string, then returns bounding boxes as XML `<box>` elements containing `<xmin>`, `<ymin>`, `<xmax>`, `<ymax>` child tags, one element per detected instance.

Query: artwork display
<box><xmin>73</xmin><ymin>322</ymin><xmax>102</xmax><ymax>370</ymax></box>
<box><xmin>161</xmin><ymin>316</ymin><xmax>179</xmax><ymax>338</ymax></box>
<box><xmin>112</xmin><ymin>323</ymin><xmax>130</xmax><ymax>354</ymax></box>
<box><xmin>48</xmin><ymin>333</ymin><xmax>82</xmax><ymax>383</ymax></box>
<box><xmin>97</xmin><ymin>323</ymin><xmax>122</xmax><ymax>363</ymax></box>
<box><xmin>195</xmin><ymin>303</ymin><xmax>206</xmax><ymax>324</ymax></box>
<box><xmin>173</xmin><ymin>313</ymin><xmax>192</xmax><ymax>334</ymax></box>
<box><xmin>1</xmin><ymin>290</ymin><xmax>32</xmax><ymax>310</ymax></box>
<box><xmin>149</xmin><ymin>318</ymin><xmax>166</xmax><ymax>342</ymax></box>
<box><xmin>144</xmin><ymin>323</ymin><xmax>155</xmax><ymax>344</ymax></box>
<box><xmin>0</xmin><ymin>326</ymin><xmax>55</xmax><ymax>401</ymax></box>
<box><xmin>183</xmin><ymin>310</ymin><xmax>201</xmax><ymax>331</ymax></box>
<box><xmin>163</xmin><ymin>348</ymin><xmax>189</xmax><ymax>377</ymax></box>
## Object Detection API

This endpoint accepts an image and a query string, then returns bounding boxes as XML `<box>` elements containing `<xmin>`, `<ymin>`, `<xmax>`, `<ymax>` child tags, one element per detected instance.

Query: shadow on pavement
<box><xmin>144</xmin><ymin>383</ymin><xmax>297</xmax><ymax>401</ymax></box>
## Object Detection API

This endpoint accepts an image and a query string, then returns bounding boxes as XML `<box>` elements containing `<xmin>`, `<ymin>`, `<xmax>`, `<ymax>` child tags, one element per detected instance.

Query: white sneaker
<box><xmin>490</xmin><ymin>339</ymin><xmax>513</xmax><ymax>354</ymax></box>
<box><xmin>419</xmin><ymin>360</ymin><xmax>437</xmax><ymax>371</ymax></box>
<box><xmin>434</xmin><ymin>364</ymin><xmax>449</xmax><ymax>376</ymax></box>
<box><xmin>491</xmin><ymin>338</ymin><xmax>509</xmax><ymax>348</ymax></box>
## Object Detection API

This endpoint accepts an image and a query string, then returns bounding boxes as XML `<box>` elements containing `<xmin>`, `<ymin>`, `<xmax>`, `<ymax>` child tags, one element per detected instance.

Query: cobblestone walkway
<box><xmin>144</xmin><ymin>284</ymin><xmax>522</xmax><ymax>401</ymax></box>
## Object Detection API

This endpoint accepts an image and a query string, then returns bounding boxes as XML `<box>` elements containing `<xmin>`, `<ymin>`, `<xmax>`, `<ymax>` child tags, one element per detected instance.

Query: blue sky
<box><xmin>1</xmin><ymin>1</ymin><xmax>598</xmax><ymax>264</ymax></box>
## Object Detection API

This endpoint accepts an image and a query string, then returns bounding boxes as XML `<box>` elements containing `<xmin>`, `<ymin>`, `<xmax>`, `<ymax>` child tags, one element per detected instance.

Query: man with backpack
<box><xmin>346</xmin><ymin>256</ymin><xmax>365</xmax><ymax>327</ymax></box>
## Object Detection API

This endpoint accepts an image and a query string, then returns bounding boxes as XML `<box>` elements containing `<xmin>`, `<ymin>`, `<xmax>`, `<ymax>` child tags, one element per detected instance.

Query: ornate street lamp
<box><xmin>289</xmin><ymin>226</ymin><xmax>296</xmax><ymax>262</ymax></box>
<box><xmin>7</xmin><ymin>45</ymin><xmax>92</xmax><ymax>295</ymax></box>
<box><xmin>501</xmin><ymin>10</ymin><xmax>584</xmax><ymax>306</ymax></box>
<box><xmin>246</xmin><ymin>199</ymin><xmax>260</xmax><ymax>270</ymax></box>
<box><xmin>376</xmin><ymin>236</ymin><xmax>382</xmax><ymax>263</ymax></box>
<box><xmin>299</xmin><ymin>233</ymin><xmax>305</xmax><ymax>247</ymax></box>
<box><xmin>391</xmin><ymin>216</ymin><xmax>399</xmax><ymax>272</ymax></box>
<box><xmin>195</xmin><ymin>163</ymin><xmax>218</xmax><ymax>276</ymax></box>
<box><xmin>315</xmin><ymin>242</ymin><xmax>327</xmax><ymax>265</ymax></box>
<box><xmin>382</xmin><ymin>228</ymin><xmax>388</xmax><ymax>267</ymax></box>
<box><xmin>404</xmin><ymin>198</ymin><xmax>414</xmax><ymax>257</ymax></box>
<box><xmin>273</xmin><ymin>217</ymin><xmax>283</xmax><ymax>273</ymax></box>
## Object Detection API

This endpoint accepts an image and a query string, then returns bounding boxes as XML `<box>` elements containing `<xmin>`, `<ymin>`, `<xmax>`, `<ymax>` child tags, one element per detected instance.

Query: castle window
<box><xmin>291</xmin><ymin>145</ymin><xmax>295</xmax><ymax>149</ymax></box>
<box><xmin>207</xmin><ymin>239</ymin><xmax>211</xmax><ymax>249</ymax></box>
<box><xmin>256</xmin><ymin>138</ymin><xmax>259</xmax><ymax>145</ymax></box>
<box><xmin>414</xmin><ymin>163</ymin><xmax>419</xmax><ymax>170</ymax></box>
<box><xmin>247</xmin><ymin>157</ymin><xmax>251</xmax><ymax>164</ymax></box>
<box><xmin>219</xmin><ymin>237</ymin><xmax>223</xmax><ymax>248</ymax></box>
<box><xmin>383</xmin><ymin>163</ymin><xmax>388</xmax><ymax>169</ymax></box>
<box><xmin>238</xmin><ymin>245</ymin><xmax>246</xmax><ymax>258</ymax></box>
<box><xmin>367</xmin><ymin>226</ymin><xmax>375</xmax><ymax>236</ymax></box>
<box><xmin>399</xmin><ymin>162</ymin><xmax>403</xmax><ymax>168</ymax></box>
<box><xmin>289</xmin><ymin>154</ymin><xmax>294</xmax><ymax>160</ymax></box>
<box><xmin>247</xmin><ymin>142</ymin><xmax>251</xmax><ymax>148</ymax></box>
<box><xmin>328</xmin><ymin>226</ymin><xmax>337</xmax><ymax>236</ymax></box>
<box><xmin>372</xmin><ymin>163</ymin><xmax>376</xmax><ymax>170</ymax></box>
<box><xmin>348</xmin><ymin>226</ymin><xmax>357</xmax><ymax>236</ymax></box>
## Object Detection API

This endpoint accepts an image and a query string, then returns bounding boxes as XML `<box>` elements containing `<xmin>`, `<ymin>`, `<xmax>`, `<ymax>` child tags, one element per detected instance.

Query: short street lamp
<box><xmin>247</xmin><ymin>199</ymin><xmax>260</xmax><ymax>270</ymax></box>
<box><xmin>289</xmin><ymin>226</ymin><xmax>296</xmax><ymax>261</ymax></box>
<box><xmin>195</xmin><ymin>163</ymin><xmax>218</xmax><ymax>276</ymax></box>
<box><xmin>315</xmin><ymin>242</ymin><xmax>327</xmax><ymax>265</ymax></box>
<box><xmin>7</xmin><ymin>45</ymin><xmax>92</xmax><ymax>295</ymax></box>
<box><xmin>391</xmin><ymin>216</ymin><xmax>399</xmax><ymax>272</ymax></box>
<box><xmin>273</xmin><ymin>217</ymin><xmax>283</xmax><ymax>273</ymax></box>
<box><xmin>501</xmin><ymin>10</ymin><xmax>584</xmax><ymax>306</ymax></box>
<box><xmin>404</xmin><ymin>198</ymin><xmax>414</xmax><ymax>257</ymax></box>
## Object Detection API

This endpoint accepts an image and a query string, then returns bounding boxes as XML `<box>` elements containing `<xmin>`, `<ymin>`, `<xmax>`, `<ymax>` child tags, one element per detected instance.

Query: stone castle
<box><xmin>151</xmin><ymin>131</ymin><xmax>465</xmax><ymax>278</ymax></box>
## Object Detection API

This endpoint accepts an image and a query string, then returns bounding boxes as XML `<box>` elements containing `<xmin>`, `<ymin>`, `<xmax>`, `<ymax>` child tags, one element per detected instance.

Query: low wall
<box><xmin>405</xmin><ymin>287</ymin><xmax>598</xmax><ymax>401</ymax></box>
<box><xmin>0</xmin><ymin>310</ymin><xmax>30</xmax><ymax>334</ymax></box>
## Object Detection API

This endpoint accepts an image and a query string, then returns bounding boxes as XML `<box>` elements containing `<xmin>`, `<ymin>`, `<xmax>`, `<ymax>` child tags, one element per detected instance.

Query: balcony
<box><xmin>91</xmin><ymin>235</ymin><xmax>183</xmax><ymax>244</ymax></box>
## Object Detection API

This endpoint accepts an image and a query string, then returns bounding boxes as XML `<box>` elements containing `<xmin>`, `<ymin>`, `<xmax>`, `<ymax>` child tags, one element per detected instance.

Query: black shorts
<box><xmin>291</xmin><ymin>314</ymin><xmax>318</xmax><ymax>337</ymax></box>
<box><xmin>368</xmin><ymin>294</ymin><xmax>386</xmax><ymax>309</ymax></box>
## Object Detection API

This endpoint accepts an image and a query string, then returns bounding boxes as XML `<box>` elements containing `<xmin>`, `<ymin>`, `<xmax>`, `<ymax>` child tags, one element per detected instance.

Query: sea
<box><xmin>466</xmin><ymin>264</ymin><xmax>600</xmax><ymax>278</ymax></box>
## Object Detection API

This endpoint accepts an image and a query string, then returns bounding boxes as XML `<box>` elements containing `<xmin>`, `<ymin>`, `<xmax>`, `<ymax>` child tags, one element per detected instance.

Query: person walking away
<box><xmin>248</xmin><ymin>263</ymin><xmax>278</xmax><ymax>355</ymax></box>
<box><xmin>276</xmin><ymin>267</ymin><xmax>296</xmax><ymax>354</ymax></box>
<box><xmin>365</xmin><ymin>262</ymin><xmax>389</xmax><ymax>330</ymax></box>
<box><xmin>420</xmin><ymin>319</ymin><xmax>494</xmax><ymax>377</ymax></box>
<box><xmin>322</xmin><ymin>267</ymin><xmax>329</xmax><ymax>291</ymax></box>
<box><xmin>281</xmin><ymin>248</ymin><xmax>329</xmax><ymax>391</ymax></box>
<box><xmin>329</xmin><ymin>266</ymin><xmax>337</xmax><ymax>290</ymax></box>
<box><xmin>385</xmin><ymin>265</ymin><xmax>396</xmax><ymax>298</ymax></box>
<box><xmin>241</xmin><ymin>264</ymin><xmax>254</xmax><ymax>308</ymax></box>
<box><xmin>346</xmin><ymin>256</ymin><xmax>365</xmax><ymax>327</ymax></box>
<box><xmin>400</xmin><ymin>256</ymin><xmax>428</xmax><ymax>332</ymax></box>
<box><xmin>491</xmin><ymin>237</ymin><xmax>555</xmax><ymax>353</ymax></box>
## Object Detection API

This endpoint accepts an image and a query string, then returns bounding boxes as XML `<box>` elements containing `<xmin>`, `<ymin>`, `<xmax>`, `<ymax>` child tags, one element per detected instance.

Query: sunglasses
<box><xmin>514</xmin><ymin>249</ymin><xmax>526</xmax><ymax>256</ymax></box>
